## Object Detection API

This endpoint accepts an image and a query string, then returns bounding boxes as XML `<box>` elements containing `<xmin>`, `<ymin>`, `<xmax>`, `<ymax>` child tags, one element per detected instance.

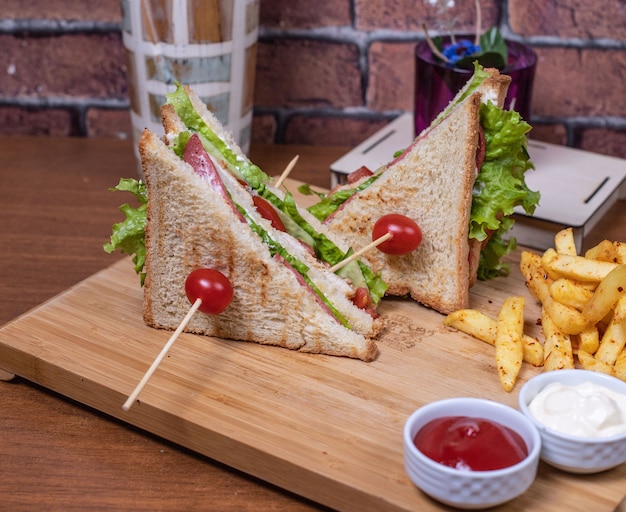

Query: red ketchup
<box><xmin>414</xmin><ymin>416</ymin><xmax>528</xmax><ymax>471</ymax></box>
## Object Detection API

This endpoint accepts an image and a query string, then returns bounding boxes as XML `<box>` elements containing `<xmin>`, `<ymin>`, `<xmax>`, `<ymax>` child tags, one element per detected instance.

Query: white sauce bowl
<box><xmin>519</xmin><ymin>369</ymin><xmax>626</xmax><ymax>474</ymax></box>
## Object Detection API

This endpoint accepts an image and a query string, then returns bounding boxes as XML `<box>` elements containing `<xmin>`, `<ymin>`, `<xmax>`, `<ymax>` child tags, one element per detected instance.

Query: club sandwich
<box><xmin>106</xmin><ymin>85</ymin><xmax>387</xmax><ymax>361</ymax></box>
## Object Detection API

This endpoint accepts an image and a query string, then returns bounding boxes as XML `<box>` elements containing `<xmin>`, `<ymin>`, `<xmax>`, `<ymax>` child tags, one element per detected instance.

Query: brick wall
<box><xmin>2</xmin><ymin>0</ymin><xmax>626</xmax><ymax>159</ymax></box>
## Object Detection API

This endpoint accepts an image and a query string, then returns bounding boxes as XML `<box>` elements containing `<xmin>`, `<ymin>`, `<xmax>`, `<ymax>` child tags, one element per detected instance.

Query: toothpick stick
<box><xmin>274</xmin><ymin>155</ymin><xmax>299</xmax><ymax>189</ymax></box>
<box><xmin>329</xmin><ymin>233</ymin><xmax>392</xmax><ymax>273</ymax></box>
<box><xmin>122</xmin><ymin>298</ymin><xmax>203</xmax><ymax>411</ymax></box>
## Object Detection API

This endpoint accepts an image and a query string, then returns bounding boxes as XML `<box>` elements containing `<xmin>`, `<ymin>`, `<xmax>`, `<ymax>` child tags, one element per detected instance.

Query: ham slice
<box><xmin>183</xmin><ymin>134</ymin><xmax>246</xmax><ymax>223</ymax></box>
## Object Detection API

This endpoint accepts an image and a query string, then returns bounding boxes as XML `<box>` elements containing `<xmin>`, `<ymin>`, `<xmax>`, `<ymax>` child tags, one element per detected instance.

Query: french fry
<box><xmin>520</xmin><ymin>251</ymin><xmax>588</xmax><ymax>334</ymax></box>
<box><xmin>578</xmin><ymin>349</ymin><xmax>615</xmax><ymax>376</ymax></box>
<box><xmin>444</xmin><ymin>309</ymin><xmax>544</xmax><ymax>366</ymax></box>
<box><xmin>616</xmin><ymin>242</ymin><xmax>626</xmax><ymax>264</ymax></box>
<box><xmin>615</xmin><ymin>347</ymin><xmax>626</xmax><ymax>381</ymax></box>
<box><xmin>581</xmin><ymin>264</ymin><xmax>626</xmax><ymax>323</ymax></box>
<box><xmin>520</xmin><ymin>251</ymin><xmax>546</xmax><ymax>301</ymax></box>
<box><xmin>541</xmin><ymin>248</ymin><xmax>563</xmax><ymax>281</ymax></box>
<box><xmin>584</xmin><ymin>239</ymin><xmax>616</xmax><ymax>262</ymax></box>
<box><xmin>554</xmin><ymin>227</ymin><xmax>577</xmax><ymax>256</ymax></box>
<box><xmin>578</xmin><ymin>326</ymin><xmax>600</xmax><ymax>354</ymax></box>
<box><xmin>549</xmin><ymin>278</ymin><xmax>594</xmax><ymax>310</ymax></box>
<box><xmin>542</xmin><ymin>252</ymin><xmax>619</xmax><ymax>282</ymax></box>
<box><xmin>615</xmin><ymin>293</ymin><xmax>626</xmax><ymax>324</ymax></box>
<box><xmin>595</xmin><ymin>296</ymin><xmax>626</xmax><ymax>366</ymax></box>
<box><xmin>541</xmin><ymin>307</ymin><xmax>575</xmax><ymax>371</ymax></box>
<box><xmin>495</xmin><ymin>297</ymin><xmax>525</xmax><ymax>392</ymax></box>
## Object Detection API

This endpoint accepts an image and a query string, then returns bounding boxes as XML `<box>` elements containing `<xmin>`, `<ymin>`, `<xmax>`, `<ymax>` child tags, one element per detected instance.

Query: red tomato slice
<box><xmin>373</xmin><ymin>214</ymin><xmax>422</xmax><ymax>255</ymax></box>
<box><xmin>347</xmin><ymin>166</ymin><xmax>373</xmax><ymax>184</ymax></box>
<box><xmin>252</xmin><ymin>195</ymin><xmax>286</xmax><ymax>232</ymax></box>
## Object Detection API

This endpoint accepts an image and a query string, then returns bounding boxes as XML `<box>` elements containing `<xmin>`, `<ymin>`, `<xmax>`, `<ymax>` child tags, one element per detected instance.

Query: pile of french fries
<box><xmin>444</xmin><ymin>228</ymin><xmax>626</xmax><ymax>392</ymax></box>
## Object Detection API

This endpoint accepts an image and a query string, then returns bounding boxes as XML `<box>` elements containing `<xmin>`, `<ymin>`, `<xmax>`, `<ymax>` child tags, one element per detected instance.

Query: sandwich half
<box><xmin>304</xmin><ymin>65</ymin><xmax>539</xmax><ymax>314</ymax></box>
<box><xmin>137</xmin><ymin>87</ymin><xmax>386</xmax><ymax>361</ymax></box>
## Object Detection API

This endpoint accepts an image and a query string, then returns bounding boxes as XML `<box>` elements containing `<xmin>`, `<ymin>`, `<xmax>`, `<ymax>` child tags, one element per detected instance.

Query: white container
<box><xmin>403</xmin><ymin>397</ymin><xmax>541</xmax><ymax>510</ymax></box>
<box><xmin>519</xmin><ymin>369</ymin><xmax>626</xmax><ymax>474</ymax></box>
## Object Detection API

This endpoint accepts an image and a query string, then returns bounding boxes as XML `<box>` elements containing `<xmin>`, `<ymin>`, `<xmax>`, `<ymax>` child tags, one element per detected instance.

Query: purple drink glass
<box><xmin>414</xmin><ymin>37</ymin><xmax>537</xmax><ymax>136</ymax></box>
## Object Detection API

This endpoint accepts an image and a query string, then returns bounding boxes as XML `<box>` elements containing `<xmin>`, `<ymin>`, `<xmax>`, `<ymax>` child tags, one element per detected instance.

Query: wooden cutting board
<box><xmin>1</xmin><ymin>253</ymin><xmax>625</xmax><ymax>511</ymax></box>
<box><xmin>1</xmin><ymin>166</ymin><xmax>625</xmax><ymax>511</ymax></box>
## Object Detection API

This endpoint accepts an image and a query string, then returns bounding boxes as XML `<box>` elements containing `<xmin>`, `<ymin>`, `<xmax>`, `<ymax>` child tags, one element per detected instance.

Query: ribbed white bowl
<box><xmin>403</xmin><ymin>398</ymin><xmax>541</xmax><ymax>509</ymax></box>
<box><xmin>519</xmin><ymin>369</ymin><xmax>626</xmax><ymax>474</ymax></box>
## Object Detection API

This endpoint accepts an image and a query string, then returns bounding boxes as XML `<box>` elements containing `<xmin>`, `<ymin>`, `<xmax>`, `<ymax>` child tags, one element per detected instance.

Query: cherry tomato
<box><xmin>185</xmin><ymin>269</ymin><xmax>233</xmax><ymax>315</ymax></box>
<box><xmin>252</xmin><ymin>195</ymin><xmax>286</xmax><ymax>232</ymax></box>
<box><xmin>372</xmin><ymin>214</ymin><xmax>422</xmax><ymax>255</ymax></box>
<box><xmin>347</xmin><ymin>165</ymin><xmax>373</xmax><ymax>184</ymax></box>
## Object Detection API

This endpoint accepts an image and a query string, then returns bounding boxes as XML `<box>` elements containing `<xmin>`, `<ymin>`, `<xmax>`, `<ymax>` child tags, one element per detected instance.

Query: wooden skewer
<box><xmin>328</xmin><ymin>233</ymin><xmax>392</xmax><ymax>273</ymax></box>
<box><xmin>122</xmin><ymin>298</ymin><xmax>203</xmax><ymax>411</ymax></box>
<box><xmin>274</xmin><ymin>155</ymin><xmax>299</xmax><ymax>189</ymax></box>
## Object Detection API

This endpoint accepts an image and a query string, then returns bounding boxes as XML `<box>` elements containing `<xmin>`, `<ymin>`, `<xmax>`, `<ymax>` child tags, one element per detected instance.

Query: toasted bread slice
<box><xmin>140</xmin><ymin>129</ymin><xmax>379</xmax><ymax>361</ymax></box>
<box><xmin>321</xmin><ymin>94</ymin><xmax>483</xmax><ymax>314</ymax></box>
<box><xmin>315</xmin><ymin>67</ymin><xmax>512</xmax><ymax>314</ymax></box>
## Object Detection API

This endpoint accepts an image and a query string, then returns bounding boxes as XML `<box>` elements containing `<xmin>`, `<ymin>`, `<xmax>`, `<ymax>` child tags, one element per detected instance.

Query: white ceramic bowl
<box><xmin>518</xmin><ymin>369</ymin><xmax>626</xmax><ymax>474</ymax></box>
<box><xmin>403</xmin><ymin>398</ymin><xmax>541</xmax><ymax>510</ymax></box>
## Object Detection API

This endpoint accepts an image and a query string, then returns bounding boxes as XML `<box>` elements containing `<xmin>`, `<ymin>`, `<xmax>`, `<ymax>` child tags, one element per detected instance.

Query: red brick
<box><xmin>528</xmin><ymin>124</ymin><xmax>568</xmax><ymax>146</ymax></box>
<box><xmin>367</xmin><ymin>41</ymin><xmax>415</xmax><ymax>112</ymax></box>
<box><xmin>255</xmin><ymin>40</ymin><xmax>362</xmax><ymax>108</ymax></box>
<box><xmin>1</xmin><ymin>34</ymin><xmax>127</xmax><ymax>99</ymax></box>
<box><xmin>0</xmin><ymin>106</ymin><xmax>75</xmax><ymax>136</ymax></box>
<box><xmin>251</xmin><ymin>114</ymin><xmax>278</xmax><ymax>144</ymax></box>
<box><xmin>86</xmin><ymin>108</ymin><xmax>133</xmax><ymax>138</ymax></box>
<box><xmin>284</xmin><ymin>115</ymin><xmax>389</xmax><ymax>146</ymax></box>
<box><xmin>355</xmin><ymin>0</ymin><xmax>500</xmax><ymax>33</ymax></box>
<box><xmin>532</xmin><ymin>47</ymin><xmax>626</xmax><ymax>118</ymax></box>
<box><xmin>259</xmin><ymin>0</ymin><xmax>351</xmax><ymax>29</ymax></box>
<box><xmin>2</xmin><ymin>0</ymin><xmax>121</xmax><ymax>22</ymax></box>
<box><xmin>579</xmin><ymin>128</ymin><xmax>626</xmax><ymax>160</ymax></box>
<box><xmin>510</xmin><ymin>0</ymin><xmax>626</xmax><ymax>39</ymax></box>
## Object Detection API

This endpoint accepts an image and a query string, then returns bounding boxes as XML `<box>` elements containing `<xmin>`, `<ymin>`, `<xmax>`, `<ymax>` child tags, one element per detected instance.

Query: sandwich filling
<box><xmin>181</xmin><ymin>132</ymin><xmax>357</xmax><ymax>327</ymax></box>
<box><xmin>104</xmin><ymin>88</ymin><xmax>388</xmax><ymax>330</ymax></box>
<box><xmin>165</xmin><ymin>84</ymin><xmax>387</xmax><ymax>304</ymax></box>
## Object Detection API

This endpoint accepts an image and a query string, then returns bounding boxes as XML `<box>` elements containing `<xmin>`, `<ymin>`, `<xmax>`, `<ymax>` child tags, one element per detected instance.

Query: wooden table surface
<box><xmin>1</xmin><ymin>135</ymin><xmax>624</xmax><ymax>511</ymax></box>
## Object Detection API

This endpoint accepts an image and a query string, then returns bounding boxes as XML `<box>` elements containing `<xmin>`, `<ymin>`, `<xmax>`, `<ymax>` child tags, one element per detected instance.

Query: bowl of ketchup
<box><xmin>403</xmin><ymin>397</ymin><xmax>541</xmax><ymax>509</ymax></box>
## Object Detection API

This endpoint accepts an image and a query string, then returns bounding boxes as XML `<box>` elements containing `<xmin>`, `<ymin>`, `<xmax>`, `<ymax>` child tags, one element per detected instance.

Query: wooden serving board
<box><xmin>1</xmin><ymin>259</ymin><xmax>625</xmax><ymax>510</ymax></box>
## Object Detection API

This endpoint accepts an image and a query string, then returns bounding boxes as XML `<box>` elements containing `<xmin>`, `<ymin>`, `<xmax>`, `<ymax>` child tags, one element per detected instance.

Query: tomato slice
<box><xmin>347</xmin><ymin>166</ymin><xmax>373</xmax><ymax>184</ymax></box>
<box><xmin>351</xmin><ymin>287</ymin><xmax>378</xmax><ymax>319</ymax></box>
<box><xmin>252</xmin><ymin>195</ymin><xmax>286</xmax><ymax>232</ymax></box>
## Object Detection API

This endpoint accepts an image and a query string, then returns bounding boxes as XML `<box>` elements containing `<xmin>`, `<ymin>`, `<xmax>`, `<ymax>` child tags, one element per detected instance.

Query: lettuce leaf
<box><xmin>166</xmin><ymin>83</ymin><xmax>270</xmax><ymax>189</ymax></box>
<box><xmin>306</xmin><ymin>174</ymin><xmax>380</xmax><ymax>222</ymax></box>
<box><xmin>103</xmin><ymin>178</ymin><xmax>147</xmax><ymax>285</ymax></box>
<box><xmin>471</xmin><ymin>103</ymin><xmax>539</xmax><ymax>279</ymax></box>
<box><xmin>282</xmin><ymin>192</ymin><xmax>388</xmax><ymax>304</ymax></box>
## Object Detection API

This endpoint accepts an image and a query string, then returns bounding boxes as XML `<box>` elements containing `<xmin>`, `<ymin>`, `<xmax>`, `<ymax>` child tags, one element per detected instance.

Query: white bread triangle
<box><xmin>319</xmin><ymin>68</ymin><xmax>511</xmax><ymax>314</ymax></box>
<box><xmin>322</xmin><ymin>94</ymin><xmax>482</xmax><ymax>314</ymax></box>
<box><xmin>140</xmin><ymin>129</ymin><xmax>379</xmax><ymax>361</ymax></box>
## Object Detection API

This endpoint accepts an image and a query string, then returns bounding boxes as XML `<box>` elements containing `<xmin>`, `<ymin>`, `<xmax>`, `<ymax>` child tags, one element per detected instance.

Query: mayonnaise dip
<box><xmin>528</xmin><ymin>381</ymin><xmax>626</xmax><ymax>438</ymax></box>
